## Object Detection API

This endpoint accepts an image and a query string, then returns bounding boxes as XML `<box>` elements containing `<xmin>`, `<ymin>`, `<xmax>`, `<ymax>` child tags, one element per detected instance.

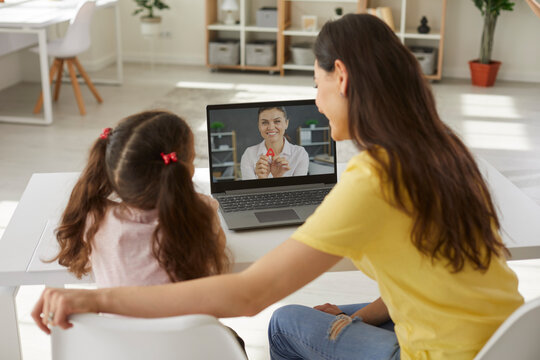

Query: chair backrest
<box><xmin>51</xmin><ymin>313</ymin><xmax>247</xmax><ymax>360</ymax></box>
<box><xmin>474</xmin><ymin>297</ymin><xmax>540</xmax><ymax>360</ymax></box>
<box><xmin>56</xmin><ymin>0</ymin><xmax>96</xmax><ymax>57</ymax></box>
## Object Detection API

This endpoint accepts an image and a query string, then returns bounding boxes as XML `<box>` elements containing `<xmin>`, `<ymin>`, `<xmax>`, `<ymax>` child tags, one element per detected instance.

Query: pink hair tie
<box><xmin>161</xmin><ymin>152</ymin><xmax>178</xmax><ymax>165</ymax></box>
<box><xmin>100</xmin><ymin>128</ymin><xmax>112</xmax><ymax>140</ymax></box>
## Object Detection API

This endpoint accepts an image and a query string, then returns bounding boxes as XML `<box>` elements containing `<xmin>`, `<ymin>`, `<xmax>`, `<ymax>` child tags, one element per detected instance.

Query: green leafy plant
<box><xmin>133</xmin><ymin>0</ymin><xmax>170</xmax><ymax>19</ymax></box>
<box><xmin>472</xmin><ymin>0</ymin><xmax>515</xmax><ymax>64</ymax></box>
<box><xmin>210</xmin><ymin>121</ymin><xmax>225</xmax><ymax>131</ymax></box>
<box><xmin>305</xmin><ymin>119</ymin><xmax>319</xmax><ymax>127</ymax></box>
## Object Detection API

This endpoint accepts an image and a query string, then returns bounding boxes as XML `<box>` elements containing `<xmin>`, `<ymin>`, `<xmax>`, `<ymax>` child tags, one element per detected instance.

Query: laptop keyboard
<box><xmin>218</xmin><ymin>188</ymin><xmax>332</xmax><ymax>213</ymax></box>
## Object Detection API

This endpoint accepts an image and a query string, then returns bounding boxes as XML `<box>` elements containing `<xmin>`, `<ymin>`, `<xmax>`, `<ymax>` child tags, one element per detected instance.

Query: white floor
<box><xmin>1</xmin><ymin>63</ymin><xmax>540</xmax><ymax>360</ymax></box>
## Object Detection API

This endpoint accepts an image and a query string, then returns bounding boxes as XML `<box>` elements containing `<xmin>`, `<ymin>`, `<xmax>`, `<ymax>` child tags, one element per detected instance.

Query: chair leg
<box><xmin>73</xmin><ymin>57</ymin><xmax>103</xmax><ymax>103</ymax></box>
<box><xmin>66</xmin><ymin>59</ymin><xmax>86</xmax><ymax>116</ymax></box>
<box><xmin>33</xmin><ymin>59</ymin><xmax>59</xmax><ymax>114</ymax></box>
<box><xmin>53</xmin><ymin>59</ymin><xmax>64</xmax><ymax>101</ymax></box>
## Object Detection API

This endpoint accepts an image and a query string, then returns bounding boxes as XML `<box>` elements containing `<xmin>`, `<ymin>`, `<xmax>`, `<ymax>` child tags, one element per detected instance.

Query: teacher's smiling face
<box><xmin>258</xmin><ymin>108</ymin><xmax>289</xmax><ymax>142</ymax></box>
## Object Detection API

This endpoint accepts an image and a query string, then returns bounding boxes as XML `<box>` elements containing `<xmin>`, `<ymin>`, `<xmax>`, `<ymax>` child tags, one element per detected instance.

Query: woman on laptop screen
<box><xmin>34</xmin><ymin>14</ymin><xmax>523</xmax><ymax>360</ymax></box>
<box><xmin>240</xmin><ymin>106</ymin><xmax>309</xmax><ymax>179</ymax></box>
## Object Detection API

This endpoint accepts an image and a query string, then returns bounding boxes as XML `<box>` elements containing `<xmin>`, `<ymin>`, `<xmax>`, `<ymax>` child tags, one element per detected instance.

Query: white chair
<box><xmin>33</xmin><ymin>0</ymin><xmax>103</xmax><ymax>116</ymax></box>
<box><xmin>474</xmin><ymin>297</ymin><xmax>540</xmax><ymax>360</ymax></box>
<box><xmin>51</xmin><ymin>313</ymin><xmax>247</xmax><ymax>360</ymax></box>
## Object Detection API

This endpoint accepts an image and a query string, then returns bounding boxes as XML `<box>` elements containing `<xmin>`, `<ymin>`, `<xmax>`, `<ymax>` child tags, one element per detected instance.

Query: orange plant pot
<box><xmin>469</xmin><ymin>60</ymin><xmax>502</xmax><ymax>87</ymax></box>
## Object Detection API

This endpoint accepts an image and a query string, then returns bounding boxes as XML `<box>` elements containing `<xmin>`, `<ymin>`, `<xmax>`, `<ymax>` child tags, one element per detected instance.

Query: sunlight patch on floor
<box><xmin>175</xmin><ymin>81</ymin><xmax>316</xmax><ymax>96</ymax></box>
<box><xmin>463</xmin><ymin>120</ymin><xmax>531</xmax><ymax>151</ymax></box>
<box><xmin>460</xmin><ymin>94</ymin><xmax>520</xmax><ymax>119</ymax></box>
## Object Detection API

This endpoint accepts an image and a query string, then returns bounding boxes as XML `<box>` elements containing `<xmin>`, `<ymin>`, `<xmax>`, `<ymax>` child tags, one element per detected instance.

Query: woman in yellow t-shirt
<box><xmin>33</xmin><ymin>14</ymin><xmax>523</xmax><ymax>360</ymax></box>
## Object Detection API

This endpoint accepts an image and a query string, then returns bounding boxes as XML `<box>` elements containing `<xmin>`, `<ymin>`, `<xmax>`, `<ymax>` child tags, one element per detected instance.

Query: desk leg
<box><xmin>37</xmin><ymin>29</ymin><xmax>53</xmax><ymax>125</ymax></box>
<box><xmin>0</xmin><ymin>286</ymin><xmax>22</xmax><ymax>360</ymax></box>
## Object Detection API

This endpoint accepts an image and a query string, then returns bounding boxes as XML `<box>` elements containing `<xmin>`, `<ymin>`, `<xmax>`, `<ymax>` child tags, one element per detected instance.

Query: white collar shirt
<box><xmin>240</xmin><ymin>139</ymin><xmax>309</xmax><ymax>180</ymax></box>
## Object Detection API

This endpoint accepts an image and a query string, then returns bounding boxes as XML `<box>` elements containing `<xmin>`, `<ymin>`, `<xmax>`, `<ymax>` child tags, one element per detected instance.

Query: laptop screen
<box><xmin>206</xmin><ymin>99</ymin><xmax>337</xmax><ymax>193</ymax></box>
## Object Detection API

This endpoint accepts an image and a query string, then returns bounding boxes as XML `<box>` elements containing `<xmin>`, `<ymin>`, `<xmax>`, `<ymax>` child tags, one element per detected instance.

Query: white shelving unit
<box><xmin>210</xmin><ymin>131</ymin><xmax>238</xmax><ymax>181</ymax></box>
<box><xmin>278</xmin><ymin>0</ymin><xmax>446</xmax><ymax>80</ymax></box>
<box><xmin>206</xmin><ymin>0</ymin><xmax>281</xmax><ymax>73</ymax></box>
<box><xmin>206</xmin><ymin>0</ymin><xmax>446</xmax><ymax>79</ymax></box>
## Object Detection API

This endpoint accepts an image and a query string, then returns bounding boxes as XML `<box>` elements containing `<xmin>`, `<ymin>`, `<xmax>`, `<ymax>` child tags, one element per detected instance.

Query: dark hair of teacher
<box><xmin>315</xmin><ymin>13</ymin><xmax>506</xmax><ymax>272</ymax></box>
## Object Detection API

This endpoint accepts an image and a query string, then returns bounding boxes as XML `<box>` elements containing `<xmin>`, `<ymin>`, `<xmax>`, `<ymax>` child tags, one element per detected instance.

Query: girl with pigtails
<box><xmin>51</xmin><ymin>111</ymin><xmax>245</xmax><ymax>351</ymax></box>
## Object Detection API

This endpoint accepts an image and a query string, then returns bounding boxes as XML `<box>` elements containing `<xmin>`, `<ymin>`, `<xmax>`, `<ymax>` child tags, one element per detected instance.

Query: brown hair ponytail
<box><xmin>53</xmin><ymin>136</ymin><xmax>113</xmax><ymax>278</ymax></box>
<box><xmin>53</xmin><ymin>111</ymin><xmax>229</xmax><ymax>281</ymax></box>
<box><xmin>315</xmin><ymin>14</ymin><xmax>507</xmax><ymax>272</ymax></box>
<box><xmin>155</xmin><ymin>161</ymin><xmax>227</xmax><ymax>281</ymax></box>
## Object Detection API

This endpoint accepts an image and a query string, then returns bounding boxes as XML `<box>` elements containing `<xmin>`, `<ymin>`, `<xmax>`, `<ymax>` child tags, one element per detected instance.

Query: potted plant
<box><xmin>210</xmin><ymin>122</ymin><xmax>225</xmax><ymax>147</ymax></box>
<box><xmin>469</xmin><ymin>0</ymin><xmax>514</xmax><ymax>87</ymax></box>
<box><xmin>133</xmin><ymin>0</ymin><xmax>170</xmax><ymax>37</ymax></box>
<box><xmin>305</xmin><ymin>119</ymin><xmax>319</xmax><ymax>129</ymax></box>
<box><xmin>210</xmin><ymin>121</ymin><xmax>225</xmax><ymax>132</ymax></box>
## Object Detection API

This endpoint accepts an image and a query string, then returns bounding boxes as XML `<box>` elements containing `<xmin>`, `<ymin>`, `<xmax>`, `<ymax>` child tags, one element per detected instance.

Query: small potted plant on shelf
<box><xmin>469</xmin><ymin>0</ymin><xmax>514</xmax><ymax>87</ymax></box>
<box><xmin>305</xmin><ymin>119</ymin><xmax>319</xmax><ymax>129</ymax></box>
<box><xmin>133</xmin><ymin>0</ymin><xmax>170</xmax><ymax>37</ymax></box>
<box><xmin>210</xmin><ymin>121</ymin><xmax>225</xmax><ymax>147</ymax></box>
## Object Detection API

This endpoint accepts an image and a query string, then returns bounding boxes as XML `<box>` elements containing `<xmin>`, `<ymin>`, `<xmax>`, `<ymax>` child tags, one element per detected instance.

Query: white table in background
<box><xmin>0</xmin><ymin>0</ymin><xmax>123</xmax><ymax>126</ymax></box>
<box><xmin>1</xmin><ymin>160</ymin><xmax>540</xmax><ymax>359</ymax></box>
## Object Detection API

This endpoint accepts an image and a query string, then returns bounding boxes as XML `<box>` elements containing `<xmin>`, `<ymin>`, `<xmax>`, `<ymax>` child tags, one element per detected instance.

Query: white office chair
<box><xmin>33</xmin><ymin>0</ymin><xmax>103</xmax><ymax>116</ymax></box>
<box><xmin>51</xmin><ymin>313</ymin><xmax>247</xmax><ymax>360</ymax></box>
<box><xmin>474</xmin><ymin>296</ymin><xmax>540</xmax><ymax>360</ymax></box>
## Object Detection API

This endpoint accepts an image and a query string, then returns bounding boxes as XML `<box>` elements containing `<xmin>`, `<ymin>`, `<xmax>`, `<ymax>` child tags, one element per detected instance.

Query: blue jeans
<box><xmin>268</xmin><ymin>303</ymin><xmax>400</xmax><ymax>360</ymax></box>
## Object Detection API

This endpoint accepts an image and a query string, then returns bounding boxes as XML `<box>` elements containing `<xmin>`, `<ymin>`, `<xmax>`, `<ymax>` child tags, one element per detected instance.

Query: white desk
<box><xmin>0</xmin><ymin>0</ymin><xmax>123</xmax><ymax>125</ymax></box>
<box><xmin>1</xmin><ymin>160</ymin><xmax>540</xmax><ymax>359</ymax></box>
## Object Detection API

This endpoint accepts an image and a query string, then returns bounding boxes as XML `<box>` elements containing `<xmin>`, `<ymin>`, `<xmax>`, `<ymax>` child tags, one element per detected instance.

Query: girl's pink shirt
<box><xmin>88</xmin><ymin>204</ymin><xmax>171</xmax><ymax>288</ymax></box>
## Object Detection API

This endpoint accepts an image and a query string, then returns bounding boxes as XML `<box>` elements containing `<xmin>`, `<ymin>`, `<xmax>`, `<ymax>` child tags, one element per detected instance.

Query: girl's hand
<box><xmin>31</xmin><ymin>287</ymin><xmax>100</xmax><ymax>334</ymax></box>
<box><xmin>255</xmin><ymin>155</ymin><xmax>270</xmax><ymax>179</ymax></box>
<box><xmin>314</xmin><ymin>302</ymin><xmax>344</xmax><ymax>315</ymax></box>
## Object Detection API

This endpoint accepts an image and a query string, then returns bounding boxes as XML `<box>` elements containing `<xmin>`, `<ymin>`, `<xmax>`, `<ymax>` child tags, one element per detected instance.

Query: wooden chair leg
<box><xmin>33</xmin><ymin>59</ymin><xmax>59</xmax><ymax>114</ymax></box>
<box><xmin>66</xmin><ymin>59</ymin><xmax>86</xmax><ymax>115</ymax></box>
<box><xmin>53</xmin><ymin>59</ymin><xmax>64</xmax><ymax>101</ymax></box>
<box><xmin>73</xmin><ymin>57</ymin><xmax>103</xmax><ymax>103</ymax></box>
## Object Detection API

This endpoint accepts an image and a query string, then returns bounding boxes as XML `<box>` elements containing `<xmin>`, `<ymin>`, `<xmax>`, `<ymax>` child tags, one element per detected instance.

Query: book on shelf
<box><xmin>366</xmin><ymin>7</ymin><xmax>395</xmax><ymax>32</ymax></box>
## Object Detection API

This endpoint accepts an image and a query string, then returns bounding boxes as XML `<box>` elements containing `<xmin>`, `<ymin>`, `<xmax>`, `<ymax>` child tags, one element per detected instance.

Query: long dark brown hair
<box><xmin>315</xmin><ymin>14</ymin><xmax>507</xmax><ymax>272</ymax></box>
<box><xmin>53</xmin><ymin>111</ymin><xmax>229</xmax><ymax>281</ymax></box>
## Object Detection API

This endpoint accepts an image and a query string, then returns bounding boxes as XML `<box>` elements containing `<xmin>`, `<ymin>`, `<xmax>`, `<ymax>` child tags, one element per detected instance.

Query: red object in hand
<box><xmin>266</xmin><ymin>148</ymin><xmax>275</xmax><ymax>157</ymax></box>
<box><xmin>160</xmin><ymin>152</ymin><xmax>178</xmax><ymax>165</ymax></box>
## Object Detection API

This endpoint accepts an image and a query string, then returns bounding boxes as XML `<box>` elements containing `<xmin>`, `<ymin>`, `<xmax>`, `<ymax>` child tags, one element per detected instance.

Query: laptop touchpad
<box><xmin>254</xmin><ymin>209</ymin><xmax>300</xmax><ymax>223</ymax></box>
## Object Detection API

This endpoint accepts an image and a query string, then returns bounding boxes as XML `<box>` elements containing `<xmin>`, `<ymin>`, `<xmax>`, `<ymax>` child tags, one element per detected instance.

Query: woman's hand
<box><xmin>270</xmin><ymin>156</ymin><xmax>291</xmax><ymax>178</ymax></box>
<box><xmin>314</xmin><ymin>302</ymin><xmax>344</xmax><ymax>315</ymax></box>
<box><xmin>255</xmin><ymin>155</ymin><xmax>270</xmax><ymax>179</ymax></box>
<box><xmin>31</xmin><ymin>287</ymin><xmax>101</xmax><ymax>334</ymax></box>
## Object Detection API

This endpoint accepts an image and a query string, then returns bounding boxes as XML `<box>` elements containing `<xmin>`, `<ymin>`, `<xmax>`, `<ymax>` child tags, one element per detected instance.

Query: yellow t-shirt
<box><xmin>292</xmin><ymin>151</ymin><xmax>524</xmax><ymax>360</ymax></box>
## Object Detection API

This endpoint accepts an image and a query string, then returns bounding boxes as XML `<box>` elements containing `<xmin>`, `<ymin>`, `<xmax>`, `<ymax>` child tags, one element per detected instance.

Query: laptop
<box><xmin>206</xmin><ymin>99</ymin><xmax>337</xmax><ymax>230</ymax></box>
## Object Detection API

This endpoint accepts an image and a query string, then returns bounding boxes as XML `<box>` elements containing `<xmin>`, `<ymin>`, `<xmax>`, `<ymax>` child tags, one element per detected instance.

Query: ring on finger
<box><xmin>47</xmin><ymin>311</ymin><xmax>54</xmax><ymax>323</ymax></box>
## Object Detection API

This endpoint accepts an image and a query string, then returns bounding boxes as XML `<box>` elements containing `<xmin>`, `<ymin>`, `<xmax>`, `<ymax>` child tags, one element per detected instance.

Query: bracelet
<box><xmin>336</xmin><ymin>311</ymin><xmax>346</xmax><ymax>316</ymax></box>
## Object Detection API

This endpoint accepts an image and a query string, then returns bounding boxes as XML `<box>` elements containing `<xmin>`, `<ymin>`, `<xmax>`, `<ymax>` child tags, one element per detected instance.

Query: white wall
<box><xmin>0</xmin><ymin>0</ymin><xmax>539</xmax><ymax>91</ymax></box>
<box><xmin>120</xmin><ymin>0</ymin><xmax>206</xmax><ymax>65</ymax></box>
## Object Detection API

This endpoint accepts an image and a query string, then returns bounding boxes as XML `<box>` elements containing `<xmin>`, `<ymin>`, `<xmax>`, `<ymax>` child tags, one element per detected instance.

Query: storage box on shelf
<box><xmin>290</xmin><ymin>43</ymin><xmax>314</xmax><ymax>66</ymax></box>
<box><xmin>256</xmin><ymin>7</ymin><xmax>278</xmax><ymax>27</ymax></box>
<box><xmin>209</xmin><ymin>40</ymin><xmax>240</xmax><ymax>65</ymax></box>
<box><xmin>409</xmin><ymin>46</ymin><xmax>437</xmax><ymax>75</ymax></box>
<box><xmin>246</xmin><ymin>41</ymin><xmax>276</xmax><ymax>66</ymax></box>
